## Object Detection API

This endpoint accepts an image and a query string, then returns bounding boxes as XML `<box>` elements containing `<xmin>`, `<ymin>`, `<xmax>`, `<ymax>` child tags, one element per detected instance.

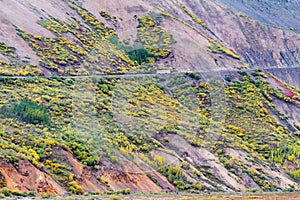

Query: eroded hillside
<box><xmin>0</xmin><ymin>0</ymin><xmax>300</xmax><ymax>198</ymax></box>
<box><xmin>219</xmin><ymin>0</ymin><xmax>300</xmax><ymax>34</ymax></box>
<box><xmin>0</xmin><ymin>69</ymin><xmax>299</xmax><ymax>196</ymax></box>
<box><xmin>0</xmin><ymin>0</ymin><xmax>299</xmax><ymax>77</ymax></box>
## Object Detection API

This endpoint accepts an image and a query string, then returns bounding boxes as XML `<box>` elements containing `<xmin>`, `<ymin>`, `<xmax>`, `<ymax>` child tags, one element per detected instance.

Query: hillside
<box><xmin>0</xmin><ymin>0</ymin><xmax>299</xmax><ymax>76</ymax></box>
<box><xmin>0</xmin><ymin>0</ymin><xmax>300</xmax><ymax>198</ymax></box>
<box><xmin>0</xmin><ymin>70</ymin><xmax>300</xmax><ymax>196</ymax></box>
<box><xmin>219</xmin><ymin>0</ymin><xmax>300</xmax><ymax>34</ymax></box>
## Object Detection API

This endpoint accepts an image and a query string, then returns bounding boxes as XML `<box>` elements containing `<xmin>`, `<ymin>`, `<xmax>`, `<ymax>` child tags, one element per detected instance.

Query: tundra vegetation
<box><xmin>0</xmin><ymin>0</ymin><xmax>299</xmax><ymax>198</ymax></box>
<box><xmin>0</xmin><ymin>70</ymin><xmax>299</xmax><ymax>197</ymax></box>
<box><xmin>5</xmin><ymin>0</ymin><xmax>174</xmax><ymax>76</ymax></box>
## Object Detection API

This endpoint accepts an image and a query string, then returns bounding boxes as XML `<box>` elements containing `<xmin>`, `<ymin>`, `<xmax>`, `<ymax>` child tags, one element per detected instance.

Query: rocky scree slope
<box><xmin>218</xmin><ymin>0</ymin><xmax>300</xmax><ymax>34</ymax></box>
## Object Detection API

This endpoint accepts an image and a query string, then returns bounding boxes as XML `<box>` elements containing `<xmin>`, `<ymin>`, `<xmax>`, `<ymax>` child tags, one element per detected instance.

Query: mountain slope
<box><xmin>219</xmin><ymin>0</ymin><xmax>300</xmax><ymax>34</ymax></box>
<box><xmin>150</xmin><ymin>0</ymin><xmax>300</xmax><ymax>68</ymax></box>
<box><xmin>0</xmin><ymin>0</ymin><xmax>299</xmax><ymax>77</ymax></box>
<box><xmin>0</xmin><ymin>0</ymin><xmax>299</xmax><ymax>197</ymax></box>
<box><xmin>0</xmin><ymin>69</ymin><xmax>299</xmax><ymax>196</ymax></box>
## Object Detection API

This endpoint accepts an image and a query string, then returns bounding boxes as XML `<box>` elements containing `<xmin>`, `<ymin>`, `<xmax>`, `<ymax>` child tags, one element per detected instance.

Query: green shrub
<box><xmin>0</xmin><ymin>171</ymin><xmax>5</xmax><ymax>188</ymax></box>
<box><xmin>28</xmin><ymin>190</ymin><xmax>35</xmax><ymax>197</ymax></box>
<box><xmin>41</xmin><ymin>193</ymin><xmax>51</xmax><ymax>198</ymax></box>
<box><xmin>239</xmin><ymin>13</ymin><xmax>247</xmax><ymax>18</ymax></box>
<box><xmin>124</xmin><ymin>188</ymin><xmax>130</xmax><ymax>195</ymax></box>
<box><xmin>1</xmin><ymin>187</ymin><xmax>10</xmax><ymax>197</ymax></box>
<box><xmin>127</xmin><ymin>48</ymin><xmax>152</xmax><ymax>65</ymax></box>
<box><xmin>0</xmin><ymin>98</ymin><xmax>50</xmax><ymax>125</ymax></box>
<box><xmin>225</xmin><ymin>75</ymin><xmax>232</xmax><ymax>82</ymax></box>
<box><xmin>288</xmin><ymin>169</ymin><xmax>300</xmax><ymax>181</ymax></box>
<box><xmin>68</xmin><ymin>181</ymin><xmax>83</xmax><ymax>194</ymax></box>
<box><xmin>10</xmin><ymin>190</ymin><xmax>23</xmax><ymax>196</ymax></box>
<box><xmin>186</xmin><ymin>72</ymin><xmax>200</xmax><ymax>80</ymax></box>
<box><xmin>109</xmin><ymin>195</ymin><xmax>122</xmax><ymax>200</ymax></box>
